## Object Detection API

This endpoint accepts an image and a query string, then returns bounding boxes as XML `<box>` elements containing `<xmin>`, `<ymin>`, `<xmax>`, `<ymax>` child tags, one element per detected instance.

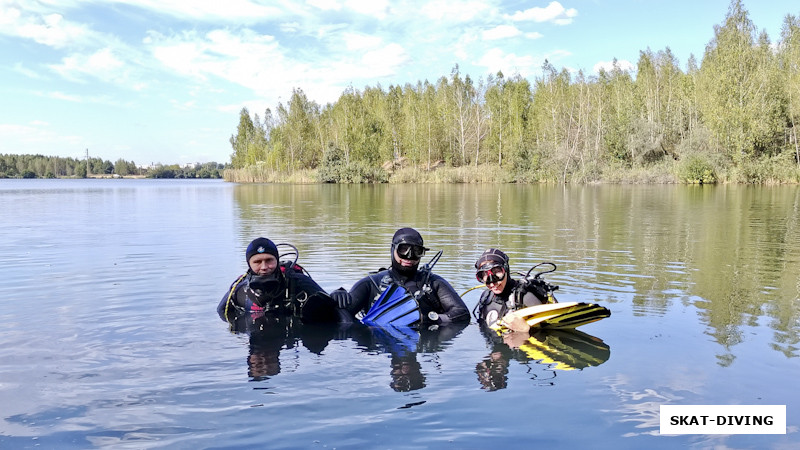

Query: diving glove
<box><xmin>330</xmin><ymin>288</ymin><xmax>352</xmax><ymax>308</ymax></box>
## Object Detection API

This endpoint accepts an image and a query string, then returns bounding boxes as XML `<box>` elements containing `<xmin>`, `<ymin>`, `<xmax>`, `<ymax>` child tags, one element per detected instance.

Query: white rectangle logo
<box><xmin>660</xmin><ymin>405</ymin><xmax>785</xmax><ymax>434</ymax></box>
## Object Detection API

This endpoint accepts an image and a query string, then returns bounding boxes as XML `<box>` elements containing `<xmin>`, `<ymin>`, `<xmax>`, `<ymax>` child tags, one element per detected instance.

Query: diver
<box><xmin>473</xmin><ymin>248</ymin><xmax>558</xmax><ymax>333</ymax></box>
<box><xmin>218</xmin><ymin>237</ymin><xmax>351</xmax><ymax>324</ymax></box>
<box><xmin>331</xmin><ymin>227</ymin><xmax>469</xmax><ymax>325</ymax></box>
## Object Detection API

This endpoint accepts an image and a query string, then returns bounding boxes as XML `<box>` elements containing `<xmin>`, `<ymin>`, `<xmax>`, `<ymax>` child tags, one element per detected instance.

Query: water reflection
<box><xmin>350</xmin><ymin>322</ymin><xmax>469</xmax><ymax>392</ymax></box>
<box><xmin>476</xmin><ymin>326</ymin><xmax>610</xmax><ymax>391</ymax></box>
<box><xmin>225</xmin><ymin>314</ymin><xmax>350</xmax><ymax>380</ymax></box>
<box><xmin>225</xmin><ymin>311</ymin><xmax>467</xmax><ymax>390</ymax></box>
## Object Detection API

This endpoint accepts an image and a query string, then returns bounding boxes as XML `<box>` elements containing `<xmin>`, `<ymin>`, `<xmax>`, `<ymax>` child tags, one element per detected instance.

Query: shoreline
<box><xmin>222</xmin><ymin>161</ymin><xmax>800</xmax><ymax>185</ymax></box>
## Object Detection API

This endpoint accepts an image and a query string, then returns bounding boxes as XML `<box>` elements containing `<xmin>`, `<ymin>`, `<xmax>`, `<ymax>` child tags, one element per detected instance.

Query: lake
<box><xmin>0</xmin><ymin>178</ymin><xmax>798</xmax><ymax>449</ymax></box>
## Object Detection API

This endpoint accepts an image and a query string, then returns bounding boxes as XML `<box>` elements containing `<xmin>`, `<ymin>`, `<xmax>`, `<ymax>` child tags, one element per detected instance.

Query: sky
<box><xmin>1</xmin><ymin>0</ymin><xmax>797</xmax><ymax>166</ymax></box>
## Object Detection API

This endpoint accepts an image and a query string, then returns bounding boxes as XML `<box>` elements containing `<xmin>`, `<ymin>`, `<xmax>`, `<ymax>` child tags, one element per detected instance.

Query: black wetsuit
<box><xmin>217</xmin><ymin>267</ymin><xmax>342</xmax><ymax>323</ymax></box>
<box><xmin>476</xmin><ymin>278</ymin><xmax>549</xmax><ymax>328</ymax></box>
<box><xmin>347</xmin><ymin>267</ymin><xmax>470</xmax><ymax>324</ymax></box>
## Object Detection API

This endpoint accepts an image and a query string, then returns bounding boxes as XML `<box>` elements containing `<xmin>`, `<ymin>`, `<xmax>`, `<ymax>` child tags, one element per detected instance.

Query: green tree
<box><xmin>230</xmin><ymin>107</ymin><xmax>256</xmax><ymax>169</ymax></box>
<box><xmin>779</xmin><ymin>13</ymin><xmax>800</xmax><ymax>165</ymax></box>
<box><xmin>114</xmin><ymin>158</ymin><xmax>137</xmax><ymax>176</ymax></box>
<box><xmin>420</xmin><ymin>80</ymin><xmax>445</xmax><ymax>168</ymax></box>
<box><xmin>597</xmin><ymin>60</ymin><xmax>636</xmax><ymax>165</ymax></box>
<box><xmin>697</xmin><ymin>0</ymin><xmax>784</xmax><ymax>163</ymax></box>
<box><xmin>275</xmin><ymin>88</ymin><xmax>321</xmax><ymax>169</ymax></box>
<box><xmin>75</xmin><ymin>161</ymin><xmax>87</xmax><ymax>178</ymax></box>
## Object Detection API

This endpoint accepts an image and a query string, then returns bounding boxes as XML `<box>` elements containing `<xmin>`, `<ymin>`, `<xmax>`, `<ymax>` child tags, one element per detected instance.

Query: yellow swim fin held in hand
<box><xmin>490</xmin><ymin>302</ymin><xmax>611</xmax><ymax>333</ymax></box>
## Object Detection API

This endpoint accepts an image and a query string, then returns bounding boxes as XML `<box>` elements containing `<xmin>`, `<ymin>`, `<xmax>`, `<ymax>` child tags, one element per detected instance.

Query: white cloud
<box><xmin>476</xmin><ymin>48</ymin><xmax>539</xmax><ymax>77</ymax></box>
<box><xmin>1</xmin><ymin>3</ymin><xmax>152</xmax><ymax>89</ymax></box>
<box><xmin>169</xmin><ymin>99</ymin><xmax>197</xmax><ymax>110</ymax></box>
<box><xmin>315</xmin><ymin>23</ymin><xmax>350</xmax><ymax>39</ymax></box>
<box><xmin>344</xmin><ymin>0</ymin><xmax>389</xmax><ymax>19</ymax></box>
<box><xmin>341</xmin><ymin>32</ymin><xmax>382</xmax><ymax>51</ymax></box>
<box><xmin>112</xmin><ymin>0</ymin><xmax>283</xmax><ymax>21</ymax></box>
<box><xmin>507</xmin><ymin>1</ymin><xmax>578</xmax><ymax>25</ymax></box>
<box><xmin>307</xmin><ymin>0</ymin><xmax>341</xmax><ymax>11</ymax></box>
<box><xmin>279</xmin><ymin>21</ymin><xmax>301</xmax><ymax>33</ymax></box>
<box><xmin>419</xmin><ymin>0</ymin><xmax>494</xmax><ymax>22</ymax></box>
<box><xmin>482</xmin><ymin>25</ymin><xmax>521</xmax><ymax>41</ymax></box>
<box><xmin>13</xmin><ymin>62</ymin><xmax>47</xmax><ymax>79</ymax></box>
<box><xmin>35</xmin><ymin>90</ymin><xmax>132</xmax><ymax>107</ymax></box>
<box><xmin>0</xmin><ymin>4</ymin><xmax>22</xmax><ymax>26</ymax></box>
<box><xmin>150</xmin><ymin>29</ymin><xmax>273</xmax><ymax>81</ymax></box>
<box><xmin>0</xmin><ymin>9</ymin><xmax>93</xmax><ymax>49</ymax></box>
<box><xmin>87</xmin><ymin>47</ymin><xmax>124</xmax><ymax>71</ymax></box>
<box><xmin>0</xmin><ymin>123</ymin><xmax>36</xmax><ymax>134</ymax></box>
<box><xmin>148</xmin><ymin>28</ymin><xmax>317</xmax><ymax>103</ymax></box>
<box><xmin>593</xmin><ymin>59</ymin><xmax>635</xmax><ymax>74</ymax></box>
<box><xmin>360</xmin><ymin>43</ymin><xmax>410</xmax><ymax>77</ymax></box>
<box><xmin>147</xmin><ymin>24</ymin><xmax>411</xmax><ymax>106</ymax></box>
<box><xmin>45</xmin><ymin>91</ymin><xmax>84</xmax><ymax>102</ymax></box>
<box><xmin>0</xmin><ymin>122</ymin><xmax>81</xmax><ymax>149</ymax></box>
<box><xmin>49</xmin><ymin>47</ymin><xmax>132</xmax><ymax>86</ymax></box>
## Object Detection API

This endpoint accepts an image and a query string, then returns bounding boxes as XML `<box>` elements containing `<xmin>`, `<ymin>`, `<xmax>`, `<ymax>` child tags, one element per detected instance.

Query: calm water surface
<box><xmin>1</xmin><ymin>179</ymin><xmax>799</xmax><ymax>449</ymax></box>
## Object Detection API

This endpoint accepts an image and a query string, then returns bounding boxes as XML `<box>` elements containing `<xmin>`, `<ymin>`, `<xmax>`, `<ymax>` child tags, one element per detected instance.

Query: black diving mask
<box><xmin>476</xmin><ymin>263</ymin><xmax>506</xmax><ymax>285</ymax></box>
<box><xmin>396</xmin><ymin>243</ymin><xmax>427</xmax><ymax>260</ymax></box>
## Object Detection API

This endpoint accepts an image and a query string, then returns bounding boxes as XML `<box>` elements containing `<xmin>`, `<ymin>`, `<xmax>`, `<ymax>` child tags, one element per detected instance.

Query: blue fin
<box><xmin>369</xmin><ymin>325</ymin><xmax>420</xmax><ymax>357</ymax></box>
<box><xmin>362</xmin><ymin>284</ymin><xmax>421</xmax><ymax>328</ymax></box>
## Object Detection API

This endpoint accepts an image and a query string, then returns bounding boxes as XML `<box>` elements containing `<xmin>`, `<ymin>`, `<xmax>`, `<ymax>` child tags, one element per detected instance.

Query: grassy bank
<box><xmin>224</xmin><ymin>158</ymin><xmax>800</xmax><ymax>184</ymax></box>
<box><xmin>223</xmin><ymin>165</ymin><xmax>317</xmax><ymax>183</ymax></box>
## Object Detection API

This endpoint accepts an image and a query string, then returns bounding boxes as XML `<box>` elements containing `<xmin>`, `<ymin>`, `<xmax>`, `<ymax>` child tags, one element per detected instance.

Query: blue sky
<box><xmin>0</xmin><ymin>0</ymin><xmax>796</xmax><ymax>166</ymax></box>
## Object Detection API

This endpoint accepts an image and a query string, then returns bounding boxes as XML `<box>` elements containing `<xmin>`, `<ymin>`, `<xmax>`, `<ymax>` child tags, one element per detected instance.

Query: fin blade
<box><xmin>363</xmin><ymin>285</ymin><xmax>422</xmax><ymax>327</ymax></box>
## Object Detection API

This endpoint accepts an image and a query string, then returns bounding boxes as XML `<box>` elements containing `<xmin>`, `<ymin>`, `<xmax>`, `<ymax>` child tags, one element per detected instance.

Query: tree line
<box><xmin>0</xmin><ymin>154</ymin><xmax>226</xmax><ymax>179</ymax></box>
<box><xmin>229</xmin><ymin>0</ymin><xmax>800</xmax><ymax>183</ymax></box>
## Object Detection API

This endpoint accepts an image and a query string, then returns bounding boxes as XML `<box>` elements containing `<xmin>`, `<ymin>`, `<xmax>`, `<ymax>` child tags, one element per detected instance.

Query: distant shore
<box><xmin>223</xmin><ymin>160</ymin><xmax>800</xmax><ymax>185</ymax></box>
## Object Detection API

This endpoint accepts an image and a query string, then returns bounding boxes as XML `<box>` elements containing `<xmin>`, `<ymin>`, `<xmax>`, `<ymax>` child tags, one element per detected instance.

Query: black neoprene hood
<box><xmin>392</xmin><ymin>227</ymin><xmax>426</xmax><ymax>248</ymax></box>
<box><xmin>475</xmin><ymin>248</ymin><xmax>509</xmax><ymax>269</ymax></box>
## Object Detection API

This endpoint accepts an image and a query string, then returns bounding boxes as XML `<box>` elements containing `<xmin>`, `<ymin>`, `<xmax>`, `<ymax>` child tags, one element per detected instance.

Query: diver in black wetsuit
<box><xmin>331</xmin><ymin>227</ymin><xmax>469</xmax><ymax>325</ymax></box>
<box><xmin>474</xmin><ymin>248</ymin><xmax>556</xmax><ymax>332</ymax></box>
<box><xmin>217</xmin><ymin>237</ymin><xmax>349</xmax><ymax>324</ymax></box>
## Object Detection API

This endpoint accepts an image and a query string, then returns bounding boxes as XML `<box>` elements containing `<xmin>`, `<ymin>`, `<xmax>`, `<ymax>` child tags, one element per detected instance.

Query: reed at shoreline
<box><xmin>224</xmin><ymin>157</ymin><xmax>800</xmax><ymax>185</ymax></box>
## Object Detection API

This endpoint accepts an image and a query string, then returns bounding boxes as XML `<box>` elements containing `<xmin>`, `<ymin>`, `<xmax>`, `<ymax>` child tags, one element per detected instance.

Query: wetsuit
<box><xmin>347</xmin><ymin>267</ymin><xmax>470</xmax><ymax>324</ymax></box>
<box><xmin>217</xmin><ymin>267</ymin><xmax>337</xmax><ymax>322</ymax></box>
<box><xmin>477</xmin><ymin>278</ymin><xmax>550</xmax><ymax>328</ymax></box>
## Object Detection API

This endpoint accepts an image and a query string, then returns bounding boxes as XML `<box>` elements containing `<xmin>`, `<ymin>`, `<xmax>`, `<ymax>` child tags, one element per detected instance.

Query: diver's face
<box><xmin>249</xmin><ymin>254</ymin><xmax>278</xmax><ymax>275</ymax></box>
<box><xmin>393</xmin><ymin>247</ymin><xmax>421</xmax><ymax>269</ymax></box>
<box><xmin>477</xmin><ymin>263</ymin><xmax>507</xmax><ymax>294</ymax></box>
<box><xmin>487</xmin><ymin>275</ymin><xmax>507</xmax><ymax>295</ymax></box>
